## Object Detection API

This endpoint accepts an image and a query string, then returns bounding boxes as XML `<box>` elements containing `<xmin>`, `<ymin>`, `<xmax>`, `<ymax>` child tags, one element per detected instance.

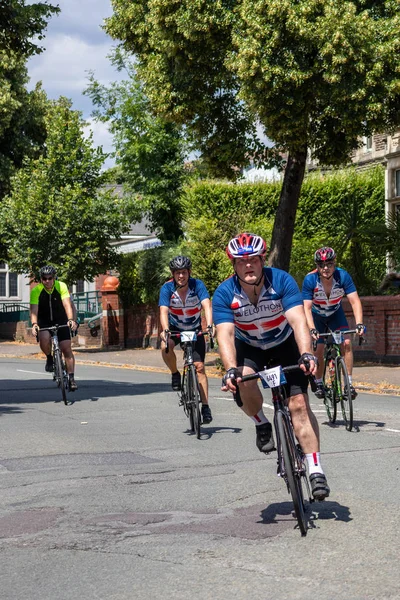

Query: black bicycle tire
<box><xmin>188</xmin><ymin>365</ymin><xmax>201</xmax><ymax>439</ymax></box>
<box><xmin>54</xmin><ymin>349</ymin><xmax>67</xmax><ymax>404</ymax></box>
<box><xmin>323</xmin><ymin>356</ymin><xmax>337</xmax><ymax>423</ymax></box>
<box><xmin>183</xmin><ymin>370</ymin><xmax>195</xmax><ymax>432</ymax></box>
<box><xmin>337</xmin><ymin>357</ymin><xmax>353</xmax><ymax>431</ymax></box>
<box><xmin>277</xmin><ymin>410</ymin><xmax>308</xmax><ymax>536</ymax></box>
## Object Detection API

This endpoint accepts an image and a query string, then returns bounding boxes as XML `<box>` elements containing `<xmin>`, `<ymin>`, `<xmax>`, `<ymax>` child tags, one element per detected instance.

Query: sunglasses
<box><xmin>317</xmin><ymin>262</ymin><xmax>335</xmax><ymax>269</ymax></box>
<box><xmin>41</xmin><ymin>276</ymin><xmax>54</xmax><ymax>281</ymax></box>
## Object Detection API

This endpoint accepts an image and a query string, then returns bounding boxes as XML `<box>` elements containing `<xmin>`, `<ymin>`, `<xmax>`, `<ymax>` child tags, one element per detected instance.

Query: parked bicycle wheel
<box><xmin>337</xmin><ymin>357</ymin><xmax>353</xmax><ymax>431</ymax></box>
<box><xmin>322</xmin><ymin>358</ymin><xmax>337</xmax><ymax>423</ymax></box>
<box><xmin>187</xmin><ymin>364</ymin><xmax>201</xmax><ymax>439</ymax></box>
<box><xmin>54</xmin><ymin>349</ymin><xmax>67</xmax><ymax>404</ymax></box>
<box><xmin>276</xmin><ymin>410</ymin><xmax>308</xmax><ymax>536</ymax></box>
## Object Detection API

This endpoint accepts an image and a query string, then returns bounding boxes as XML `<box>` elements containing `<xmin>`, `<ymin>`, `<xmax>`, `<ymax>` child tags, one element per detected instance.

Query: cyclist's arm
<box><xmin>201</xmin><ymin>297</ymin><xmax>213</xmax><ymax>328</ymax></box>
<box><xmin>303</xmin><ymin>299</ymin><xmax>316</xmax><ymax>331</ymax></box>
<box><xmin>215</xmin><ymin>322</ymin><xmax>237</xmax><ymax>392</ymax></box>
<box><xmin>30</xmin><ymin>304</ymin><xmax>39</xmax><ymax>329</ymax></box>
<box><xmin>62</xmin><ymin>296</ymin><xmax>75</xmax><ymax>322</ymax></box>
<box><xmin>159</xmin><ymin>305</ymin><xmax>170</xmax><ymax>341</ymax></box>
<box><xmin>285</xmin><ymin>304</ymin><xmax>317</xmax><ymax>375</ymax></box>
<box><xmin>346</xmin><ymin>291</ymin><xmax>363</xmax><ymax>328</ymax></box>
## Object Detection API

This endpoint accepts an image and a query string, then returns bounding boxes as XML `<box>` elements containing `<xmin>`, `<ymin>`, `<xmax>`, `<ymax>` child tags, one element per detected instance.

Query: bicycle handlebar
<box><xmin>164</xmin><ymin>329</ymin><xmax>214</xmax><ymax>354</ymax></box>
<box><xmin>34</xmin><ymin>323</ymin><xmax>73</xmax><ymax>342</ymax></box>
<box><xmin>236</xmin><ymin>364</ymin><xmax>317</xmax><ymax>393</ymax></box>
<box><xmin>312</xmin><ymin>329</ymin><xmax>365</xmax><ymax>351</ymax></box>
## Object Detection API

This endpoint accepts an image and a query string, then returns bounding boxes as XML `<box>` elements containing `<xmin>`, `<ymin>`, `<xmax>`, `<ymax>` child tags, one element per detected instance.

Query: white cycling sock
<box><xmin>315</xmin><ymin>378</ymin><xmax>323</xmax><ymax>384</ymax></box>
<box><xmin>251</xmin><ymin>410</ymin><xmax>269</xmax><ymax>425</ymax></box>
<box><xmin>305</xmin><ymin>452</ymin><xmax>324</xmax><ymax>475</ymax></box>
<box><xmin>348</xmin><ymin>376</ymin><xmax>353</xmax><ymax>384</ymax></box>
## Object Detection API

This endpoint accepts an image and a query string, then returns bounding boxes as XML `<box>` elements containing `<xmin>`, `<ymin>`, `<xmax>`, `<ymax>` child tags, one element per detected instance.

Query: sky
<box><xmin>27</xmin><ymin>0</ymin><xmax>123</xmax><ymax>168</ymax></box>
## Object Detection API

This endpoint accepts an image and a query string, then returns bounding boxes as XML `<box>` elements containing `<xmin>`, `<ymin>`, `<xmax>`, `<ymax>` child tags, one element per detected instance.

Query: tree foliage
<box><xmin>106</xmin><ymin>0</ymin><xmax>400</xmax><ymax>269</ymax></box>
<box><xmin>0</xmin><ymin>98</ymin><xmax>132</xmax><ymax>284</ymax></box>
<box><xmin>0</xmin><ymin>1</ymin><xmax>59</xmax><ymax>200</ymax></box>
<box><xmin>85</xmin><ymin>51</ymin><xmax>187</xmax><ymax>242</ymax></box>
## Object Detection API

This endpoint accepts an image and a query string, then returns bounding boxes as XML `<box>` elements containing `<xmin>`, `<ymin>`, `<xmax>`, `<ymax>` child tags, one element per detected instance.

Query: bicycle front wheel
<box><xmin>182</xmin><ymin>370</ymin><xmax>195</xmax><ymax>432</ymax></box>
<box><xmin>54</xmin><ymin>349</ymin><xmax>67</xmax><ymax>404</ymax></box>
<box><xmin>323</xmin><ymin>358</ymin><xmax>337</xmax><ymax>424</ymax></box>
<box><xmin>188</xmin><ymin>365</ymin><xmax>201</xmax><ymax>439</ymax></box>
<box><xmin>337</xmin><ymin>357</ymin><xmax>353</xmax><ymax>431</ymax></box>
<box><xmin>277</xmin><ymin>410</ymin><xmax>308</xmax><ymax>536</ymax></box>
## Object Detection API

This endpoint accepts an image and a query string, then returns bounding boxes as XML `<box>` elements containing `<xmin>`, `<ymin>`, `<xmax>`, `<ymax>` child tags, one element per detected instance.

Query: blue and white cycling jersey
<box><xmin>302</xmin><ymin>268</ymin><xmax>356</xmax><ymax>318</ymax></box>
<box><xmin>212</xmin><ymin>267</ymin><xmax>303</xmax><ymax>350</ymax></box>
<box><xmin>159</xmin><ymin>277</ymin><xmax>210</xmax><ymax>331</ymax></box>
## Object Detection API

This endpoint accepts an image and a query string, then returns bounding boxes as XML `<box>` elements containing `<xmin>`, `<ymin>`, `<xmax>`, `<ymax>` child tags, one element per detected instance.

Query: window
<box><xmin>396</xmin><ymin>170</ymin><xmax>400</xmax><ymax>198</ymax></box>
<box><xmin>363</xmin><ymin>136</ymin><xmax>373</xmax><ymax>151</ymax></box>
<box><xmin>75</xmin><ymin>280</ymin><xmax>85</xmax><ymax>294</ymax></box>
<box><xmin>0</xmin><ymin>263</ymin><xmax>19</xmax><ymax>298</ymax></box>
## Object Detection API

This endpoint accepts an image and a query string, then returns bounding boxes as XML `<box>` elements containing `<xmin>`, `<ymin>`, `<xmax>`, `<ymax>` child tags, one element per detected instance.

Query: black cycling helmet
<box><xmin>39</xmin><ymin>265</ymin><xmax>57</xmax><ymax>278</ymax></box>
<box><xmin>169</xmin><ymin>255</ymin><xmax>192</xmax><ymax>271</ymax></box>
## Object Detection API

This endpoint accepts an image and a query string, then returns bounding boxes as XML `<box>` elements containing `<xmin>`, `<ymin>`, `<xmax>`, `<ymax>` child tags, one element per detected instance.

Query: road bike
<box><xmin>314</xmin><ymin>329</ymin><xmax>364</xmax><ymax>432</ymax></box>
<box><xmin>166</xmin><ymin>330</ymin><xmax>214</xmax><ymax>439</ymax></box>
<box><xmin>39</xmin><ymin>324</ymin><xmax>71</xmax><ymax>405</ymax></box>
<box><xmin>238</xmin><ymin>364</ymin><xmax>314</xmax><ymax>536</ymax></box>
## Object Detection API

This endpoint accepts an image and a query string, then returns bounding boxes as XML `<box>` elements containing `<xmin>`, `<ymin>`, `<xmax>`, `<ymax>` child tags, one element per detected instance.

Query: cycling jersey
<box><xmin>30</xmin><ymin>280</ymin><xmax>70</xmax><ymax>328</ymax></box>
<box><xmin>159</xmin><ymin>277</ymin><xmax>210</xmax><ymax>331</ymax></box>
<box><xmin>302</xmin><ymin>268</ymin><xmax>356</xmax><ymax>318</ymax></box>
<box><xmin>212</xmin><ymin>267</ymin><xmax>303</xmax><ymax>350</ymax></box>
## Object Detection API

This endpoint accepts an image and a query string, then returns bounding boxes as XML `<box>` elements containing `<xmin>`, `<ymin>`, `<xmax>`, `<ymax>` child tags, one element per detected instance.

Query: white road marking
<box><xmin>385</xmin><ymin>428</ymin><xmax>400</xmax><ymax>433</ymax></box>
<box><xmin>17</xmin><ymin>370</ymin><xmax>43</xmax><ymax>375</ymax></box>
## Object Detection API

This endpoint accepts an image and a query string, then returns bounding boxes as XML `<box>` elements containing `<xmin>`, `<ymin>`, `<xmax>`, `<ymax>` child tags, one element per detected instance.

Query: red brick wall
<box><xmin>124</xmin><ymin>303</ymin><xmax>160</xmax><ymax>348</ymax></box>
<box><xmin>342</xmin><ymin>296</ymin><xmax>400</xmax><ymax>363</ymax></box>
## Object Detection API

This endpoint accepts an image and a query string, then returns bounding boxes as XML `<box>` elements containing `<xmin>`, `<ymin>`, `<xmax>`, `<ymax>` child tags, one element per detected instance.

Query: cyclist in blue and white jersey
<box><xmin>302</xmin><ymin>246</ymin><xmax>365</xmax><ymax>400</ymax></box>
<box><xmin>213</xmin><ymin>233</ymin><xmax>329</xmax><ymax>501</ymax></box>
<box><xmin>159</xmin><ymin>255</ymin><xmax>213</xmax><ymax>424</ymax></box>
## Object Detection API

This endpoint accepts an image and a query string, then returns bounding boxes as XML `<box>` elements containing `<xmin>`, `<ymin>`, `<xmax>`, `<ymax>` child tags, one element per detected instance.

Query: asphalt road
<box><xmin>1</xmin><ymin>358</ymin><xmax>400</xmax><ymax>600</ymax></box>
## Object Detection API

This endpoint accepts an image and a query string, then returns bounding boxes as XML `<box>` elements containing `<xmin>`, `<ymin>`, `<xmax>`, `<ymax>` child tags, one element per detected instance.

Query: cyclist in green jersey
<box><xmin>30</xmin><ymin>265</ymin><xmax>78</xmax><ymax>391</ymax></box>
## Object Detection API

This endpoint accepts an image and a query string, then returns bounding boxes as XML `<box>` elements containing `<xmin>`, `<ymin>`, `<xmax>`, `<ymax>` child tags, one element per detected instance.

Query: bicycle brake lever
<box><xmin>308</xmin><ymin>375</ymin><xmax>317</xmax><ymax>393</ymax></box>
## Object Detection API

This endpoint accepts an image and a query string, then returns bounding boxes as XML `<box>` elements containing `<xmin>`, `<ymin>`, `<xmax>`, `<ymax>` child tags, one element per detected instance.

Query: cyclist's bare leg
<box><xmin>60</xmin><ymin>339</ymin><xmax>75</xmax><ymax>374</ymax></box>
<box><xmin>161</xmin><ymin>339</ymin><xmax>178</xmax><ymax>373</ymax></box>
<box><xmin>237</xmin><ymin>366</ymin><xmax>263</xmax><ymax>416</ymax></box>
<box><xmin>288</xmin><ymin>393</ymin><xmax>320</xmax><ymax>454</ymax></box>
<box><xmin>194</xmin><ymin>361</ymin><xmax>209</xmax><ymax>404</ymax></box>
<box><xmin>341</xmin><ymin>338</ymin><xmax>353</xmax><ymax>376</ymax></box>
<box><xmin>38</xmin><ymin>330</ymin><xmax>52</xmax><ymax>356</ymax></box>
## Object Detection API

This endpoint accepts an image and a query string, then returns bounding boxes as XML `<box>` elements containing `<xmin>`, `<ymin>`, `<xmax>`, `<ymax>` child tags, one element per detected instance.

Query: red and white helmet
<box><xmin>314</xmin><ymin>247</ymin><xmax>336</xmax><ymax>263</ymax></box>
<box><xmin>226</xmin><ymin>233</ymin><xmax>267</xmax><ymax>260</ymax></box>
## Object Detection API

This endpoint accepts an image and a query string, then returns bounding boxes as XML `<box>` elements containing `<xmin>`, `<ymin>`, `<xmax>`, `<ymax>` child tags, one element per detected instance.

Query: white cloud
<box><xmin>26</xmin><ymin>0</ymin><xmax>124</xmax><ymax>167</ymax></box>
<box><xmin>84</xmin><ymin>118</ymin><xmax>115</xmax><ymax>170</ymax></box>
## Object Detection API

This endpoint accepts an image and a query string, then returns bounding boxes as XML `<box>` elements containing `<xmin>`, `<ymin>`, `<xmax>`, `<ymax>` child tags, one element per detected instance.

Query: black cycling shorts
<box><xmin>170</xmin><ymin>331</ymin><xmax>206</xmax><ymax>363</ymax></box>
<box><xmin>39</xmin><ymin>323</ymin><xmax>71</xmax><ymax>344</ymax></box>
<box><xmin>235</xmin><ymin>333</ymin><xmax>308</xmax><ymax>397</ymax></box>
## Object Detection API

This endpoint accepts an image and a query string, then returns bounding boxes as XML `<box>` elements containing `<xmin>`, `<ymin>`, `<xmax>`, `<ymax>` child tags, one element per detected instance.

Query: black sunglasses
<box><xmin>41</xmin><ymin>276</ymin><xmax>54</xmax><ymax>281</ymax></box>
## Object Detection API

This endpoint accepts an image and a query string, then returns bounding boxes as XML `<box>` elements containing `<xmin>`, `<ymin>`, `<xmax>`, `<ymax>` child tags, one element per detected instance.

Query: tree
<box><xmin>0</xmin><ymin>1</ymin><xmax>60</xmax><ymax>200</ymax></box>
<box><xmin>106</xmin><ymin>0</ymin><xmax>400</xmax><ymax>270</ymax></box>
<box><xmin>85</xmin><ymin>50</ymin><xmax>188</xmax><ymax>242</ymax></box>
<box><xmin>0</xmin><ymin>98</ymin><xmax>132</xmax><ymax>284</ymax></box>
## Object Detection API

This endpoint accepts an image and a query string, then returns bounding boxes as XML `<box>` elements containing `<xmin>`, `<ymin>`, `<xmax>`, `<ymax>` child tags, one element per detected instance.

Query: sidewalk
<box><xmin>1</xmin><ymin>340</ymin><xmax>400</xmax><ymax>395</ymax></box>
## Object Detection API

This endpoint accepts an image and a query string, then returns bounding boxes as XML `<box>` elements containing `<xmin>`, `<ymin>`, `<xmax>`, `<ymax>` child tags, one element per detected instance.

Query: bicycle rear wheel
<box><xmin>277</xmin><ymin>410</ymin><xmax>308</xmax><ymax>536</ymax></box>
<box><xmin>337</xmin><ymin>357</ymin><xmax>353</xmax><ymax>431</ymax></box>
<box><xmin>188</xmin><ymin>365</ymin><xmax>201</xmax><ymax>439</ymax></box>
<box><xmin>54</xmin><ymin>349</ymin><xmax>67</xmax><ymax>404</ymax></box>
<box><xmin>323</xmin><ymin>358</ymin><xmax>337</xmax><ymax>423</ymax></box>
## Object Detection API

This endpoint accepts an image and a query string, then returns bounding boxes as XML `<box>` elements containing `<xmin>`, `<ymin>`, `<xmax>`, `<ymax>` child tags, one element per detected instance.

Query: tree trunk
<box><xmin>268</xmin><ymin>147</ymin><xmax>307</xmax><ymax>271</ymax></box>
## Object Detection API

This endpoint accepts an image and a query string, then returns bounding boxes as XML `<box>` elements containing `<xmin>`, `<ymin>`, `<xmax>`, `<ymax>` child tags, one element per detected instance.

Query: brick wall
<box><xmin>124</xmin><ymin>303</ymin><xmax>160</xmax><ymax>349</ymax></box>
<box><xmin>0</xmin><ymin>320</ymin><xmax>102</xmax><ymax>347</ymax></box>
<box><xmin>342</xmin><ymin>296</ymin><xmax>400</xmax><ymax>363</ymax></box>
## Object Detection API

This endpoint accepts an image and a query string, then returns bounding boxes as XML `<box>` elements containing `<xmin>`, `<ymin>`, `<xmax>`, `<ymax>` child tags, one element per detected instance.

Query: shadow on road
<box><xmin>259</xmin><ymin>499</ymin><xmax>352</xmax><ymax>528</ymax></box>
<box><xmin>322</xmin><ymin>418</ymin><xmax>386</xmax><ymax>431</ymax></box>
<box><xmin>0</xmin><ymin>377</ymin><xmax>171</xmax><ymax>414</ymax></box>
<box><xmin>185</xmin><ymin>426</ymin><xmax>242</xmax><ymax>439</ymax></box>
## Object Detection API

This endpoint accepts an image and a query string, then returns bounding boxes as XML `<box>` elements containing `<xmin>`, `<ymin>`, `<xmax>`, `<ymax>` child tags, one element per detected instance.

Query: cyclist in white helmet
<box><xmin>212</xmin><ymin>233</ymin><xmax>330</xmax><ymax>501</ymax></box>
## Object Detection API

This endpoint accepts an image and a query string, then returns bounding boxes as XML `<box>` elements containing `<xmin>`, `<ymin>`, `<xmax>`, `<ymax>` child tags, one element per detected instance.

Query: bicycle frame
<box><xmin>39</xmin><ymin>324</ymin><xmax>70</xmax><ymax>405</ymax></box>
<box><xmin>240</xmin><ymin>364</ymin><xmax>313</xmax><ymax>536</ymax></box>
<box><xmin>165</xmin><ymin>329</ymin><xmax>214</xmax><ymax>437</ymax></box>
<box><xmin>315</xmin><ymin>329</ymin><xmax>363</xmax><ymax>430</ymax></box>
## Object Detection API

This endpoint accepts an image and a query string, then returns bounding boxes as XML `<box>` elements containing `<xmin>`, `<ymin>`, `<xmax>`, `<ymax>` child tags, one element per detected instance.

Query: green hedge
<box><xmin>118</xmin><ymin>166</ymin><xmax>387</xmax><ymax>303</ymax></box>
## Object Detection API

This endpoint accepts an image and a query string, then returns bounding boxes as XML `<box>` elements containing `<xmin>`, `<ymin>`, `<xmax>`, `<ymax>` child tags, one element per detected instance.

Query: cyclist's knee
<box><xmin>195</xmin><ymin>362</ymin><xmax>205</xmax><ymax>375</ymax></box>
